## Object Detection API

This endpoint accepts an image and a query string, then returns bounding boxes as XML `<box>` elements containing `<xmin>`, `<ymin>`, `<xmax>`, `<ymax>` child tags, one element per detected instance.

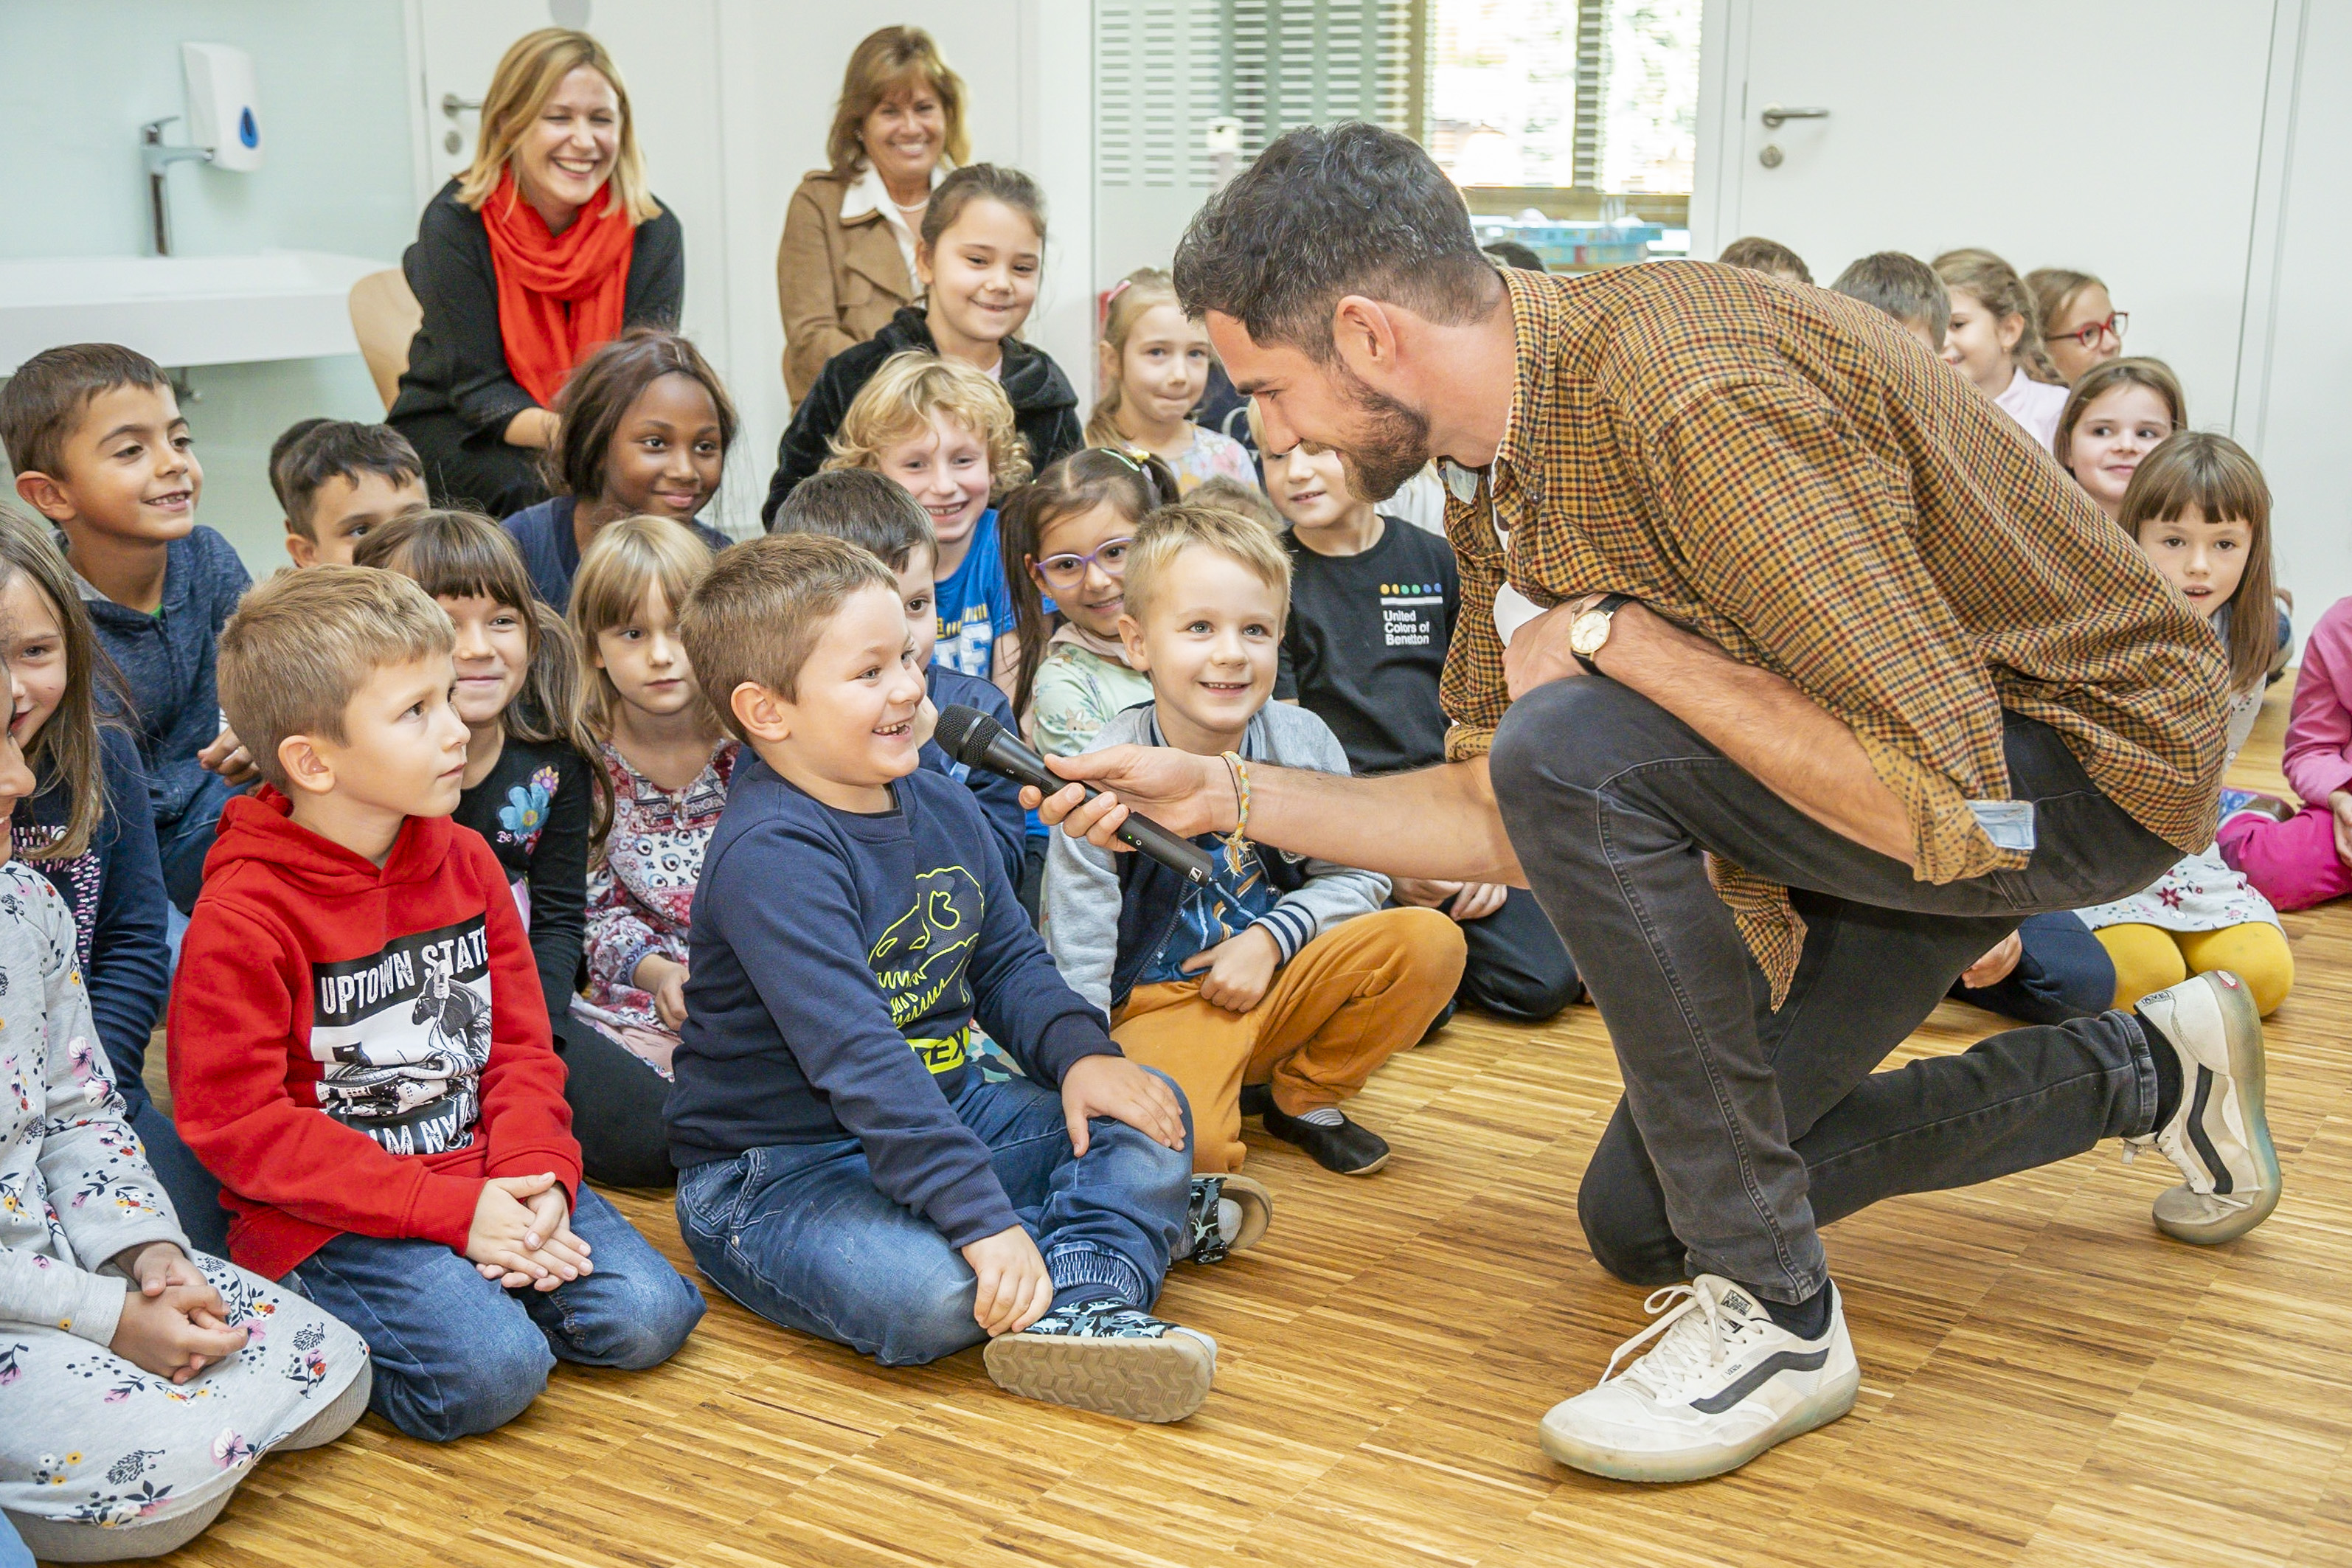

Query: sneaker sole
<box><xmin>1537</xmin><ymin>1367</ymin><xmax>1861</xmax><ymax>1484</ymax></box>
<box><xmin>1219</xmin><ymin>1173</ymin><xmax>1274</xmax><ymax>1253</ymax></box>
<box><xmin>2154</xmin><ymin>970</ymin><xmax>2280</xmax><ymax>1246</ymax></box>
<box><xmin>983</xmin><ymin>1331</ymin><xmax>1214</xmax><ymax>1423</ymax></box>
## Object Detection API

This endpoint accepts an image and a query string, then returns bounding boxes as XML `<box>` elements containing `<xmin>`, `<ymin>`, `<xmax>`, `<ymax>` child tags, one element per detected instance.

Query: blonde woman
<box><xmin>777</xmin><ymin>27</ymin><xmax>968</xmax><ymax>404</ymax></box>
<box><xmin>390</xmin><ymin>27</ymin><xmax>682</xmax><ymax>518</ymax></box>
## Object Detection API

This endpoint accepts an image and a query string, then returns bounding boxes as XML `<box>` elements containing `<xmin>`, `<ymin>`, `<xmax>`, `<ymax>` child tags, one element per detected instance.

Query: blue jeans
<box><xmin>676</xmin><ymin>1069</ymin><xmax>1192</xmax><ymax>1367</ymax></box>
<box><xmin>1950</xmin><ymin>909</ymin><xmax>2117</xmax><ymax>1024</ymax></box>
<box><xmin>158</xmin><ymin>769</ymin><xmax>244</xmax><ymax>915</ymax></box>
<box><xmin>282</xmin><ymin>1185</ymin><xmax>704</xmax><ymax>1441</ymax></box>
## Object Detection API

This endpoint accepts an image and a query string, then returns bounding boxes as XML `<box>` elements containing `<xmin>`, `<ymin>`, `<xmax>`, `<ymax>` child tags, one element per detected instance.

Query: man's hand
<box><xmin>1502</xmin><ymin>597</ymin><xmax>1604</xmax><ymax>701</ymax></box>
<box><xmin>1020</xmin><ymin>746</ymin><xmax>1233</xmax><ymax>849</ymax></box>
<box><xmin>198</xmin><ymin>724</ymin><xmax>261</xmax><ymax>785</ymax></box>
<box><xmin>465</xmin><ymin>1173</ymin><xmax>562</xmax><ymax>1287</ymax></box>
<box><xmin>1058</xmin><ymin>1052</ymin><xmax>1187</xmax><ymax>1156</ymax></box>
<box><xmin>960</xmin><ymin>1224</ymin><xmax>1053</xmax><ymax>1337</ymax></box>
<box><xmin>107</xmin><ymin>1244</ymin><xmax>247</xmax><ymax>1382</ymax></box>
<box><xmin>2331</xmin><ymin>791</ymin><xmax>2352</xmax><ymax>867</ymax></box>
<box><xmin>1182</xmin><ymin>925</ymin><xmax>1280</xmax><ymax>1014</ymax></box>
<box><xmin>1960</xmin><ymin>931</ymin><xmax>2023</xmax><ymax>991</ymax></box>
<box><xmin>634</xmin><ymin>954</ymin><xmax>690</xmax><ymax>1032</ymax></box>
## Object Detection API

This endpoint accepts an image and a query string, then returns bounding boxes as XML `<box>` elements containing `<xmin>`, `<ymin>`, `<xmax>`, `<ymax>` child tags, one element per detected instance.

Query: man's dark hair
<box><xmin>1173</xmin><ymin>122</ymin><xmax>1501</xmax><ymax>361</ymax></box>
<box><xmin>1829</xmin><ymin>251</ymin><xmax>1951</xmax><ymax>344</ymax></box>
<box><xmin>1482</xmin><ymin>240</ymin><xmax>1545</xmax><ymax>273</ymax></box>
<box><xmin>769</xmin><ymin>467</ymin><xmax>934</xmax><ymax>572</ymax></box>
<box><xmin>0</xmin><ymin>343</ymin><xmax>173</xmax><ymax>479</ymax></box>
<box><xmin>1716</xmin><ymin>235</ymin><xmax>1813</xmax><ymax>284</ymax></box>
<box><xmin>271</xmin><ymin>420</ymin><xmax>422</xmax><ymax>535</ymax></box>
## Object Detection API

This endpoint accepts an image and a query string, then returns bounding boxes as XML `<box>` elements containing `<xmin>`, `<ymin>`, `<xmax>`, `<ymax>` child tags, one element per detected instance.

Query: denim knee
<box><xmin>574</xmin><ymin>1266</ymin><xmax>705</xmax><ymax>1370</ymax></box>
<box><xmin>875</xmin><ymin>1257</ymin><xmax>985</xmax><ymax>1367</ymax></box>
<box><xmin>387</xmin><ymin>1311</ymin><xmax>553</xmax><ymax>1443</ymax></box>
<box><xmin>1490</xmin><ymin>676</ymin><xmax>1633</xmax><ymax>804</ymax></box>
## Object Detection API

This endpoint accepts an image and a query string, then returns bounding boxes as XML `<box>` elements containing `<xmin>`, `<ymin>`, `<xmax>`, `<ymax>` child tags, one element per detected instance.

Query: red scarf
<box><xmin>479</xmin><ymin>167</ymin><xmax>637</xmax><ymax>407</ymax></box>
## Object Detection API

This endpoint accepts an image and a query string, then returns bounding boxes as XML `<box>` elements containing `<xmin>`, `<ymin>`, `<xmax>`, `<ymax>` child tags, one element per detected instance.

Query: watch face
<box><xmin>1569</xmin><ymin>608</ymin><xmax>1610</xmax><ymax>657</ymax></box>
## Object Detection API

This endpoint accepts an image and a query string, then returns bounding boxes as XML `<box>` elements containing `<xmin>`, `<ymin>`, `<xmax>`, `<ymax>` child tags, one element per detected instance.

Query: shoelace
<box><xmin>1598</xmin><ymin>1282</ymin><xmax>1742</xmax><ymax>1395</ymax></box>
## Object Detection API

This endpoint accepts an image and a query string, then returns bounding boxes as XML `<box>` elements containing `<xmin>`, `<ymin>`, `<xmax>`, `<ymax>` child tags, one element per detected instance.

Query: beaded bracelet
<box><xmin>1221</xmin><ymin>749</ymin><xmax>1251</xmax><ymax>863</ymax></box>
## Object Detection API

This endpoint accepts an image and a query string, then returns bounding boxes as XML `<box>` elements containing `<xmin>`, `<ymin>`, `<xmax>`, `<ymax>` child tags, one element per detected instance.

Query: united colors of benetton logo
<box><xmin>1380</xmin><ymin>582</ymin><xmax>1444</xmax><ymax>648</ymax></box>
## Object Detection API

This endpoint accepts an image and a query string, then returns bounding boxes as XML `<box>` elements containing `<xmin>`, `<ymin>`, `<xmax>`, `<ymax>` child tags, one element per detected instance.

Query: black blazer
<box><xmin>762</xmin><ymin>305</ymin><xmax>1082</xmax><ymax>527</ymax></box>
<box><xmin>388</xmin><ymin>178</ymin><xmax>685</xmax><ymax>440</ymax></box>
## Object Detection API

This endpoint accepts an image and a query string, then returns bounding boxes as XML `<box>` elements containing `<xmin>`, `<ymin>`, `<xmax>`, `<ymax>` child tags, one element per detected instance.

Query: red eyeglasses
<box><xmin>2047</xmin><ymin>311</ymin><xmax>2128</xmax><ymax>350</ymax></box>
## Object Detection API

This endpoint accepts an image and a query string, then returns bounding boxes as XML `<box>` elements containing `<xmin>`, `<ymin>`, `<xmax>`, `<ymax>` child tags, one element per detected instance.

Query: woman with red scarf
<box><xmin>390</xmin><ymin>28</ymin><xmax>685</xmax><ymax>518</ymax></box>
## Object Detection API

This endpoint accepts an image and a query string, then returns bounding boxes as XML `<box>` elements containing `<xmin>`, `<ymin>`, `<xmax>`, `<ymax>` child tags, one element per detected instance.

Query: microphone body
<box><xmin>936</xmin><ymin>705</ymin><xmax>1218</xmax><ymax>887</ymax></box>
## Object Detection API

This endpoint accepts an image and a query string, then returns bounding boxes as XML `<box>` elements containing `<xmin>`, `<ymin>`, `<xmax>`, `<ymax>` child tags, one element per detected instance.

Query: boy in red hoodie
<box><xmin>170</xmin><ymin>565</ymin><xmax>702</xmax><ymax>1442</ymax></box>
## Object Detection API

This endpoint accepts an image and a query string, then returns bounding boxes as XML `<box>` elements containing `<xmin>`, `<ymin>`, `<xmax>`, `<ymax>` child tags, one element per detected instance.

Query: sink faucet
<box><xmin>141</xmin><ymin>117</ymin><xmax>213</xmax><ymax>257</ymax></box>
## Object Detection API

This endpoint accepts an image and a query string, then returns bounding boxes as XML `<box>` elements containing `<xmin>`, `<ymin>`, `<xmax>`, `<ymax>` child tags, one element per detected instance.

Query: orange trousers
<box><xmin>1111</xmin><ymin>906</ymin><xmax>1466</xmax><ymax>1173</ymax></box>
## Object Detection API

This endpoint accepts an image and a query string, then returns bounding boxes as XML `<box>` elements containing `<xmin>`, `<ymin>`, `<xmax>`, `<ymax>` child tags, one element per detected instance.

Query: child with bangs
<box><xmin>814</xmin><ymin>351</ymin><xmax>1033</xmax><ymax>698</ymax></box>
<box><xmin>353</xmin><ymin>513</ymin><xmax>630</xmax><ymax>1178</ymax></box>
<box><xmin>566</xmin><ymin>516</ymin><xmax>729</xmax><ymax>1186</ymax></box>
<box><xmin>1086</xmin><ymin>270</ymin><xmax>1258</xmax><ymax>493</ymax></box>
<box><xmin>502</xmin><ymin>327</ymin><xmax>735</xmax><ymax>612</ymax></box>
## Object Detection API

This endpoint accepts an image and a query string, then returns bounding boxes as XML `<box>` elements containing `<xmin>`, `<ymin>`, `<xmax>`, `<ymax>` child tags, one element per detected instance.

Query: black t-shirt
<box><xmin>1275</xmin><ymin>518</ymin><xmax>1460</xmax><ymax>776</ymax></box>
<box><xmin>452</xmin><ymin>735</ymin><xmax>594</xmax><ymax>1027</ymax></box>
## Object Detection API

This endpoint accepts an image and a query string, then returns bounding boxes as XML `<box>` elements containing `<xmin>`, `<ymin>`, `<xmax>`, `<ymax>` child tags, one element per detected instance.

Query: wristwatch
<box><xmin>1567</xmin><ymin>594</ymin><xmax>1634</xmax><ymax>676</ymax></box>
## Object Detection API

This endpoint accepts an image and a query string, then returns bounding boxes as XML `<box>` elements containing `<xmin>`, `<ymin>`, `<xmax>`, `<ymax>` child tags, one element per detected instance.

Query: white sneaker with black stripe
<box><xmin>1538</xmin><ymin>1275</ymin><xmax>1858</xmax><ymax>1482</ymax></box>
<box><xmin>2126</xmin><ymin>971</ymin><xmax>2282</xmax><ymax>1245</ymax></box>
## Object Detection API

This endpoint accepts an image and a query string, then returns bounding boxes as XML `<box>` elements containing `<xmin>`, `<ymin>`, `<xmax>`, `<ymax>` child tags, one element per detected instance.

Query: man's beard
<box><xmin>1328</xmin><ymin>365</ymin><xmax>1432</xmax><ymax>503</ymax></box>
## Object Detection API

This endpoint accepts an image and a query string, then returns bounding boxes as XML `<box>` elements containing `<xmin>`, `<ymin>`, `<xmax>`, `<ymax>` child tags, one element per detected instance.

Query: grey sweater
<box><xmin>1044</xmin><ymin>701</ymin><xmax>1391</xmax><ymax>1014</ymax></box>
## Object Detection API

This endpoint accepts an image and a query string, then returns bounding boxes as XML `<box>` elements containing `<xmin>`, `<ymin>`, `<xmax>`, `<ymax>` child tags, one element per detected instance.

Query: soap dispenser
<box><xmin>181</xmin><ymin>43</ymin><xmax>263</xmax><ymax>171</ymax></box>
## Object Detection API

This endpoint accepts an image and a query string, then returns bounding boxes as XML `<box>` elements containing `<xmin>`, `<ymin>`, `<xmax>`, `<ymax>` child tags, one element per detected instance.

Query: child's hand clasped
<box><xmin>108</xmin><ymin>1241</ymin><xmax>249</xmax><ymax>1383</ymax></box>
<box><xmin>635</xmin><ymin>954</ymin><xmax>691</xmax><ymax>1033</ymax></box>
<box><xmin>1058</xmin><ymin>1053</ymin><xmax>1187</xmax><ymax>1156</ymax></box>
<box><xmin>1181</xmin><ymin>925</ymin><xmax>1280</xmax><ymax>1013</ymax></box>
<box><xmin>960</xmin><ymin>1224</ymin><xmax>1053</xmax><ymax>1337</ymax></box>
<box><xmin>466</xmin><ymin>1173</ymin><xmax>591</xmax><ymax>1291</ymax></box>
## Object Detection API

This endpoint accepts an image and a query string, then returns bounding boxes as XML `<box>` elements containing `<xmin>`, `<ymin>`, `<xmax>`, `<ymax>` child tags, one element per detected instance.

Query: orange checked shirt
<box><xmin>1440</xmin><ymin>263</ymin><xmax>2227</xmax><ymax>1001</ymax></box>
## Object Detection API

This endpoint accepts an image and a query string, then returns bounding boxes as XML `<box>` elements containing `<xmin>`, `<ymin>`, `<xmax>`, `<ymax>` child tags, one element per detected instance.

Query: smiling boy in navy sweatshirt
<box><xmin>669</xmin><ymin>533</ymin><xmax>1262</xmax><ymax>1424</ymax></box>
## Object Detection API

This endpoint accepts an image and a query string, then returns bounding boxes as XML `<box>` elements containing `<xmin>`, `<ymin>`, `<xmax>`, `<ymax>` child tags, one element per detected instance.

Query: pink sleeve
<box><xmin>2282</xmin><ymin>600</ymin><xmax>2352</xmax><ymax>806</ymax></box>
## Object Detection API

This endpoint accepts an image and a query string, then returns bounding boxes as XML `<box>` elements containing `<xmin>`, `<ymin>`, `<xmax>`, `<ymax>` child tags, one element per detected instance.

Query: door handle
<box><xmin>1760</xmin><ymin>104</ymin><xmax>1830</xmax><ymax>129</ymax></box>
<box><xmin>441</xmin><ymin>92</ymin><xmax>484</xmax><ymax>119</ymax></box>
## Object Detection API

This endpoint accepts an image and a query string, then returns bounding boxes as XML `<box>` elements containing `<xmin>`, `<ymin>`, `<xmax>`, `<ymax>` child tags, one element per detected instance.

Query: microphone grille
<box><xmin>932</xmin><ymin>703</ymin><xmax>1000</xmax><ymax>766</ymax></box>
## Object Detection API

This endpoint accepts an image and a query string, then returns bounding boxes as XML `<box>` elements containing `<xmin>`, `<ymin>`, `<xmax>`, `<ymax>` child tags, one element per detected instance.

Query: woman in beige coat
<box><xmin>777</xmin><ymin>27</ymin><xmax>968</xmax><ymax>405</ymax></box>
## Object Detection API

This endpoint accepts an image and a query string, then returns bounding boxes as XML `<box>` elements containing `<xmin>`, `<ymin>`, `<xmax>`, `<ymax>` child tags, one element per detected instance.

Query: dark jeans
<box><xmin>675</xmin><ymin>1069</ymin><xmax>1192</xmax><ymax>1367</ymax></box>
<box><xmin>1951</xmin><ymin>909</ymin><xmax>2116</xmax><ymax>1024</ymax></box>
<box><xmin>1487</xmin><ymin>678</ymin><xmax>2184</xmax><ymax>1305</ymax></box>
<box><xmin>553</xmin><ymin>1012</ymin><xmax>676</xmax><ymax>1188</ymax></box>
<box><xmin>393</xmin><ymin>409</ymin><xmax>550</xmax><ymax>518</ymax></box>
<box><xmin>1435</xmin><ymin>885</ymin><xmax>1583</xmax><ymax>1021</ymax></box>
<box><xmin>282</xmin><ymin>1185</ymin><xmax>703</xmax><ymax>1442</ymax></box>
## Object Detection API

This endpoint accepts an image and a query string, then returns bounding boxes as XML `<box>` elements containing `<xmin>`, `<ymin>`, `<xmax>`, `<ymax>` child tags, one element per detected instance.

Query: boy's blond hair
<box><xmin>569</xmin><ymin>515</ymin><xmax>718</xmax><ymax>735</ymax></box>
<box><xmin>822</xmin><ymin>351</ymin><xmax>1032</xmax><ymax>497</ymax></box>
<box><xmin>1122</xmin><ymin>501</ymin><xmax>1291</xmax><ymax>627</ymax></box>
<box><xmin>679</xmin><ymin>535</ymin><xmax>898</xmax><ymax>742</ymax></box>
<box><xmin>218</xmin><ymin>565</ymin><xmax>456</xmax><ymax>791</ymax></box>
<box><xmin>1192</xmin><ymin>474</ymin><xmax>1285</xmax><ymax>533</ymax></box>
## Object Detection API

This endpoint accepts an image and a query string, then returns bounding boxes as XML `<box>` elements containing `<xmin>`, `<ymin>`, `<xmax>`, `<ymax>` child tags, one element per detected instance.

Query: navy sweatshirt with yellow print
<box><xmin>669</xmin><ymin>756</ymin><xmax>1121</xmax><ymax>1248</ymax></box>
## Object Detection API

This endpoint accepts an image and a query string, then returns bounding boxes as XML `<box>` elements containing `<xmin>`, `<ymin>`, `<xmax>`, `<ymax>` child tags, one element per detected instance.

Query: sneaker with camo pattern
<box><xmin>983</xmin><ymin>1302</ymin><xmax>1216</xmax><ymax>1423</ymax></box>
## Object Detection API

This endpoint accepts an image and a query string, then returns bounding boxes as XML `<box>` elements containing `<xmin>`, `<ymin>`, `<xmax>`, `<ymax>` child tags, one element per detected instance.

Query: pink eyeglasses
<box><xmin>2047</xmin><ymin>311</ymin><xmax>2129</xmax><ymax>350</ymax></box>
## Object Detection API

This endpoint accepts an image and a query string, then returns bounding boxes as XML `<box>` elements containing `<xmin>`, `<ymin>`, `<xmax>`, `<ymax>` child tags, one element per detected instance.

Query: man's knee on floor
<box><xmin>1578</xmin><ymin>1179</ymin><xmax>1688</xmax><ymax>1289</ymax></box>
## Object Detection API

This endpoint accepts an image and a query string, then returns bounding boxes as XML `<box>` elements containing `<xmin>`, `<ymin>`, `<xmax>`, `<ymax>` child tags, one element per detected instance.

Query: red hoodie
<box><xmin>169</xmin><ymin>788</ymin><xmax>581</xmax><ymax>1278</ymax></box>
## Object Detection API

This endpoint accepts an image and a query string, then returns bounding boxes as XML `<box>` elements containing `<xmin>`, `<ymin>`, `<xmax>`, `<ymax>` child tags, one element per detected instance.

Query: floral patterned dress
<box><xmin>576</xmin><ymin>740</ymin><xmax>738</xmax><ymax>1073</ymax></box>
<box><xmin>0</xmin><ymin>861</ymin><xmax>367</xmax><ymax>1529</ymax></box>
<box><xmin>2076</xmin><ymin>686</ymin><xmax>2280</xmax><ymax>934</ymax></box>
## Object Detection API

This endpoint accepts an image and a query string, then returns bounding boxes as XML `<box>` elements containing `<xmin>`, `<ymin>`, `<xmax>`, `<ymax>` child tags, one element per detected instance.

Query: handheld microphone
<box><xmin>934</xmin><ymin>704</ymin><xmax>1218</xmax><ymax>887</ymax></box>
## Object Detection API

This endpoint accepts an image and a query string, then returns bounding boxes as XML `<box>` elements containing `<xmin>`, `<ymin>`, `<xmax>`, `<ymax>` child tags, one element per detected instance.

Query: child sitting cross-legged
<box><xmin>770</xmin><ymin>468</ymin><xmax>1027</xmax><ymax>889</ymax></box>
<box><xmin>566</xmin><ymin>515</ymin><xmax>731</xmax><ymax>1187</ymax></box>
<box><xmin>1045</xmin><ymin>504</ymin><xmax>1465</xmax><ymax>1177</ymax></box>
<box><xmin>0</xmin><ymin>701</ymin><xmax>370</xmax><ymax>1563</ymax></box>
<box><xmin>169</xmin><ymin>566</ymin><xmax>703</xmax><ymax>1443</ymax></box>
<box><xmin>668</xmin><ymin>533</ymin><xmax>1253</xmax><ymax>1424</ymax></box>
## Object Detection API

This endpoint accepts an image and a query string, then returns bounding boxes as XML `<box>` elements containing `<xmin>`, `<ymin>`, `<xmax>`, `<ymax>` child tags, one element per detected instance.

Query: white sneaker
<box><xmin>1538</xmin><ymin>1275</ymin><xmax>1859</xmax><ymax>1482</ymax></box>
<box><xmin>2126</xmin><ymin>971</ymin><xmax>2281</xmax><ymax>1244</ymax></box>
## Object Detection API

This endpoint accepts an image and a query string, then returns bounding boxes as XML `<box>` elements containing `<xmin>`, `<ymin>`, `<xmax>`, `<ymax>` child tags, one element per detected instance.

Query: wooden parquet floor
<box><xmin>124</xmin><ymin>685</ymin><xmax>2352</xmax><ymax>1568</ymax></box>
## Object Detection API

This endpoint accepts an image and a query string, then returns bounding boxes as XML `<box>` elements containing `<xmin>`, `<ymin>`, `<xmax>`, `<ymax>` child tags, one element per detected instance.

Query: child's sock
<box><xmin>1293</xmin><ymin>1106</ymin><xmax>1345</xmax><ymax>1128</ymax></box>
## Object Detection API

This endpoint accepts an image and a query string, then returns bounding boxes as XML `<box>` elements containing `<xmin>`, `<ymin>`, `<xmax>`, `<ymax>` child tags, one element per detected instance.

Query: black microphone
<box><xmin>934</xmin><ymin>704</ymin><xmax>1218</xmax><ymax>887</ymax></box>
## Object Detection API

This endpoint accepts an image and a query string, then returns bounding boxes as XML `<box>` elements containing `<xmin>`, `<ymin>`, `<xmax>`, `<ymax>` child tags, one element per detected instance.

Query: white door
<box><xmin>409</xmin><ymin>0</ymin><xmax>746</xmax><ymax>525</ymax></box>
<box><xmin>1696</xmin><ymin>0</ymin><xmax>2282</xmax><ymax>421</ymax></box>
